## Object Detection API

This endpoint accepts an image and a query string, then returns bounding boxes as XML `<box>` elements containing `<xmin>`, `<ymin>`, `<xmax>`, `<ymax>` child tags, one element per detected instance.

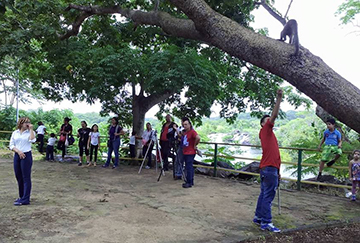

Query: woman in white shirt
<box><xmin>9</xmin><ymin>117</ymin><xmax>36</xmax><ymax>206</ymax></box>
<box><xmin>142</xmin><ymin>123</ymin><xmax>156</xmax><ymax>169</ymax></box>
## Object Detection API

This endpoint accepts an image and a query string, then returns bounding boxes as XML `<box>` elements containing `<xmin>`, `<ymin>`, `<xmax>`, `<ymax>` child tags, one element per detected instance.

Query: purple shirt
<box><xmin>109</xmin><ymin>125</ymin><xmax>122</xmax><ymax>140</ymax></box>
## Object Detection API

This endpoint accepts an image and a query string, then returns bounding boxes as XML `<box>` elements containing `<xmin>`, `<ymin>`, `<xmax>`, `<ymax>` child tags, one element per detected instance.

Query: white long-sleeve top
<box><xmin>9</xmin><ymin>129</ymin><xmax>36</xmax><ymax>153</ymax></box>
<box><xmin>142</xmin><ymin>129</ymin><xmax>156</xmax><ymax>143</ymax></box>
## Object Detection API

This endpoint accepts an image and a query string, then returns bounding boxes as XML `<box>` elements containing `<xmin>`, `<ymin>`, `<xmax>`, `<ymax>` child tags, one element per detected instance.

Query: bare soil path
<box><xmin>1</xmin><ymin>157</ymin><xmax>360</xmax><ymax>243</ymax></box>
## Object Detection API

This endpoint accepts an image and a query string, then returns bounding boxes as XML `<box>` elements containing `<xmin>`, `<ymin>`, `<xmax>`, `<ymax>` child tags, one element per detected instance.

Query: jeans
<box><xmin>184</xmin><ymin>154</ymin><xmax>195</xmax><ymax>185</ymax></box>
<box><xmin>254</xmin><ymin>166</ymin><xmax>279</xmax><ymax>224</ymax></box>
<box><xmin>175</xmin><ymin>146</ymin><xmax>184</xmax><ymax>177</ymax></box>
<box><xmin>45</xmin><ymin>145</ymin><xmax>54</xmax><ymax>160</ymax></box>
<box><xmin>14</xmin><ymin>151</ymin><xmax>33</xmax><ymax>204</ymax></box>
<box><xmin>105</xmin><ymin>137</ymin><xmax>120</xmax><ymax>166</ymax></box>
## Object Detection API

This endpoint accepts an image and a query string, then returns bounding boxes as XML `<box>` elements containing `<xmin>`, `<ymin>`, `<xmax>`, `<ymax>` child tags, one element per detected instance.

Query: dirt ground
<box><xmin>1</xmin><ymin>156</ymin><xmax>360</xmax><ymax>243</ymax></box>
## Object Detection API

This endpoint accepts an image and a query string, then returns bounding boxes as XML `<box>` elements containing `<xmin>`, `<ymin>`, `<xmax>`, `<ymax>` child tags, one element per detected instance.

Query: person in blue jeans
<box><xmin>253</xmin><ymin>89</ymin><xmax>283</xmax><ymax>233</ymax></box>
<box><xmin>9</xmin><ymin>117</ymin><xmax>36</xmax><ymax>206</ymax></box>
<box><xmin>181</xmin><ymin>117</ymin><xmax>200</xmax><ymax>188</ymax></box>
<box><xmin>102</xmin><ymin>117</ymin><xmax>124</xmax><ymax>169</ymax></box>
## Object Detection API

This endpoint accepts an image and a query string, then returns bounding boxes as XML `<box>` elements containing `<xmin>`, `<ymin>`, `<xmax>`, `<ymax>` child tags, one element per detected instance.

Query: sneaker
<box><xmin>145</xmin><ymin>166</ymin><xmax>151</xmax><ymax>169</ymax></box>
<box><xmin>13</xmin><ymin>201</ymin><xmax>30</xmax><ymax>206</ymax></box>
<box><xmin>102</xmin><ymin>164</ymin><xmax>109</xmax><ymax>168</ymax></box>
<box><xmin>260</xmin><ymin>223</ymin><xmax>281</xmax><ymax>233</ymax></box>
<box><xmin>112</xmin><ymin>165</ymin><xmax>118</xmax><ymax>169</ymax></box>
<box><xmin>253</xmin><ymin>218</ymin><xmax>261</xmax><ymax>226</ymax></box>
<box><xmin>182</xmin><ymin>183</ymin><xmax>192</xmax><ymax>188</ymax></box>
<box><xmin>87</xmin><ymin>163</ymin><xmax>92</xmax><ymax>167</ymax></box>
<box><xmin>94</xmin><ymin>163</ymin><xmax>97</xmax><ymax>167</ymax></box>
<box><xmin>78</xmin><ymin>163</ymin><xmax>82</xmax><ymax>166</ymax></box>
<box><xmin>351</xmin><ymin>195</ymin><xmax>356</xmax><ymax>201</ymax></box>
<box><xmin>86</xmin><ymin>162</ymin><xmax>90</xmax><ymax>166</ymax></box>
<box><xmin>327</xmin><ymin>160</ymin><xmax>336</xmax><ymax>167</ymax></box>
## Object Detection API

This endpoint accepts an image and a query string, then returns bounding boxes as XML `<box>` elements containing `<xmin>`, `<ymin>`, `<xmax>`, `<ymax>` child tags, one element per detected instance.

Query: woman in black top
<box><xmin>77</xmin><ymin>121</ymin><xmax>91</xmax><ymax>166</ymax></box>
<box><xmin>58</xmin><ymin>117</ymin><xmax>73</xmax><ymax>161</ymax></box>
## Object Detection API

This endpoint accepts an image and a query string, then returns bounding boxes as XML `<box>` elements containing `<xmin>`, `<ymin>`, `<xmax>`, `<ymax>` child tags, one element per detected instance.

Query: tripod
<box><xmin>138</xmin><ymin>131</ymin><xmax>164</xmax><ymax>175</ymax></box>
<box><xmin>158</xmin><ymin>138</ymin><xmax>187</xmax><ymax>182</ymax></box>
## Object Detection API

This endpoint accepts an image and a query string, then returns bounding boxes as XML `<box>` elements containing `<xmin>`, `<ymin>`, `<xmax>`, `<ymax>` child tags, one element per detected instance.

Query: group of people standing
<box><xmin>139</xmin><ymin>115</ymin><xmax>201</xmax><ymax>188</ymax></box>
<box><xmin>33</xmin><ymin>117</ymin><xmax>101</xmax><ymax>165</ymax></box>
<box><xmin>7</xmin><ymin>91</ymin><xmax>360</xmax><ymax>238</ymax></box>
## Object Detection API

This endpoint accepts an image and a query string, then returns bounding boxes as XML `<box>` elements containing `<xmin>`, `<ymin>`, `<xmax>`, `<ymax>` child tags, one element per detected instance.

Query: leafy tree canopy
<box><xmin>336</xmin><ymin>0</ymin><xmax>360</xmax><ymax>25</ymax></box>
<box><xmin>0</xmin><ymin>0</ymin><xmax>311</xmax><ymax>128</ymax></box>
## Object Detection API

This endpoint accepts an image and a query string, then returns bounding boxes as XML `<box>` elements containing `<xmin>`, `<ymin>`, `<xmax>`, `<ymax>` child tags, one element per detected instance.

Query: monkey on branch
<box><xmin>279</xmin><ymin>19</ymin><xmax>299</xmax><ymax>56</ymax></box>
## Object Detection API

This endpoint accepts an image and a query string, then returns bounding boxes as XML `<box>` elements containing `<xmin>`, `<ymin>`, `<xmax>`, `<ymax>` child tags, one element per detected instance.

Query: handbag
<box><xmin>57</xmin><ymin>141</ymin><xmax>64</xmax><ymax>150</ymax></box>
<box><xmin>65</xmin><ymin>136</ymin><xmax>69</xmax><ymax>147</ymax></box>
<box><xmin>68</xmin><ymin>135</ymin><xmax>75</xmax><ymax>145</ymax></box>
<box><xmin>59</xmin><ymin>126</ymin><xmax>66</xmax><ymax>142</ymax></box>
<box><xmin>59</xmin><ymin>134</ymin><xmax>66</xmax><ymax>142</ymax></box>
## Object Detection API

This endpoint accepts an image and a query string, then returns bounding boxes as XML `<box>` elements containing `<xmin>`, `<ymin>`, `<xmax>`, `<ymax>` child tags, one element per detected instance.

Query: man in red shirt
<box><xmin>181</xmin><ymin>117</ymin><xmax>200</xmax><ymax>188</ymax></box>
<box><xmin>253</xmin><ymin>89</ymin><xmax>283</xmax><ymax>233</ymax></box>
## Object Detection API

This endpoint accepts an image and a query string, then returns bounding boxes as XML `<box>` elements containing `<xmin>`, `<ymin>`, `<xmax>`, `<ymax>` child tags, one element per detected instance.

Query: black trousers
<box><xmin>45</xmin><ymin>145</ymin><xmax>54</xmax><ymax>160</ymax></box>
<box><xmin>130</xmin><ymin>144</ymin><xmax>136</xmax><ymax>158</ymax></box>
<box><xmin>89</xmin><ymin>144</ymin><xmax>98</xmax><ymax>162</ymax></box>
<box><xmin>142</xmin><ymin>143</ymin><xmax>154</xmax><ymax>167</ymax></box>
<box><xmin>37</xmin><ymin>134</ymin><xmax>44</xmax><ymax>153</ymax></box>
<box><xmin>160</xmin><ymin>140</ymin><xmax>170</xmax><ymax>170</ymax></box>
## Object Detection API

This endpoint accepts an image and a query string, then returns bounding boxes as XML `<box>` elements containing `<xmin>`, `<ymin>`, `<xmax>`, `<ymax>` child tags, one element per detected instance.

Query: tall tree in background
<box><xmin>56</xmin><ymin>0</ymin><xmax>360</xmax><ymax>133</ymax></box>
<box><xmin>0</xmin><ymin>0</ymin><xmax>310</xmax><ymax>134</ymax></box>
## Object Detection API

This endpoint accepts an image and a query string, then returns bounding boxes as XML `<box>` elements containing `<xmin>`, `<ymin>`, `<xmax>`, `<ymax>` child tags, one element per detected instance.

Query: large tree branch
<box><xmin>143</xmin><ymin>91</ymin><xmax>173</xmax><ymax>112</ymax></box>
<box><xmin>62</xmin><ymin>0</ymin><xmax>360</xmax><ymax>134</ymax></box>
<box><xmin>60</xmin><ymin>4</ymin><xmax>208</xmax><ymax>42</ymax></box>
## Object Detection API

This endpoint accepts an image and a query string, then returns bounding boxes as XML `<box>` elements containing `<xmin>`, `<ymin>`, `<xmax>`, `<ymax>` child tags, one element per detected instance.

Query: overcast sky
<box><xmin>17</xmin><ymin>0</ymin><xmax>360</xmax><ymax>116</ymax></box>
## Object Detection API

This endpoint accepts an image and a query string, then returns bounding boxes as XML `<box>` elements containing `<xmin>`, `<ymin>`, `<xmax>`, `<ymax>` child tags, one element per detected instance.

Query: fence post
<box><xmin>213</xmin><ymin>143</ymin><xmax>218</xmax><ymax>177</ymax></box>
<box><xmin>297</xmin><ymin>149</ymin><xmax>303</xmax><ymax>191</ymax></box>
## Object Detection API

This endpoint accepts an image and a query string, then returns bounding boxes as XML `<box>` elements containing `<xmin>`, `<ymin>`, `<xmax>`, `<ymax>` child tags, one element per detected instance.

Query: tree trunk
<box><xmin>132</xmin><ymin>85</ymin><xmax>173</xmax><ymax>136</ymax></box>
<box><xmin>132</xmin><ymin>97</ymin><xmax>146</xmax><ymax>137</ymax></box>
<box><xmin>64</xmin><ymin>0</ymin><xmax>360</xmax><ymax>133</ymax></box>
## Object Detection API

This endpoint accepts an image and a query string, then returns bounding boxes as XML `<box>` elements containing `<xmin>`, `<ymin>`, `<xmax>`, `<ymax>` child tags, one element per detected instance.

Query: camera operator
<box><xmin>160</xmin><ymin>114</ymin><xmax>176</xmax><ymax>171</ymax></box>
<box><xmin>174</xmin><ymin>124</ymin><xmax>184</xmax><ymax>180</ymax></box>
<box><xmin>142</xmin><ymin>122</ymin><xmax>156</xmax><ymax>169</ymax></box>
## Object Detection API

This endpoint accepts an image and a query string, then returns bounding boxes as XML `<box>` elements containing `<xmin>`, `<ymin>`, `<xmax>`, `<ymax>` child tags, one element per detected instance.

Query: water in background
<box><xmin>206</xmin><ymin>133</ymin><xmax>313</xmax><ymax>180</ymax></box>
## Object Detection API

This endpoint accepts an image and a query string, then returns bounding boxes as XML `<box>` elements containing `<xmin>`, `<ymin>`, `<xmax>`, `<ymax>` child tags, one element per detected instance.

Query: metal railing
<box><xmin>198</xmin><ymin>141</ymin><xmax>351</xmax><ymax>190</ymax></box>
<box><xmin>0</xmin><ymin>130</ymin><xmax>352</xmax><ymax>190</ymax></box>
